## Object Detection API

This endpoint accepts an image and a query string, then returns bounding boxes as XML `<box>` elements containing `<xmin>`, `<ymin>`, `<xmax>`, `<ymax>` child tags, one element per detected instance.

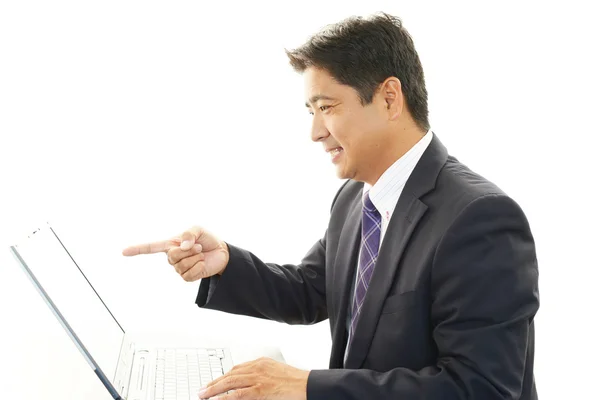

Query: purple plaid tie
<box><xmin>348</xmin><ymin>191</ymin><xmax>382</xmax><ymax>346</ymax></box>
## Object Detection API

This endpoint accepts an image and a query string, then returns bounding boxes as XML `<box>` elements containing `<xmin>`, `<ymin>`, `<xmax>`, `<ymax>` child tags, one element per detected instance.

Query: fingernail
<box><xmin>197</xmin><ymin>387</ymin><xmax>207</xmax><ymax>397</ymax></box>
<box><xmin>193</xmin><ymin>244</ymin><xmax>202</xmax><ymax>252</ymax></box>
<box><xmin>181</xmin><ymin>240</ymin><xmax>192</xmax><ymax>250</ymax></box>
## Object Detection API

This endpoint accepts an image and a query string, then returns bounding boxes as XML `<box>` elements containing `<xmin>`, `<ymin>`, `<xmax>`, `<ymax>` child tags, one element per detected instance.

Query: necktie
<box><xmin>348</xmin><ymin>191</ymin><xmax>382</xmax><ymax>347</ymax></box>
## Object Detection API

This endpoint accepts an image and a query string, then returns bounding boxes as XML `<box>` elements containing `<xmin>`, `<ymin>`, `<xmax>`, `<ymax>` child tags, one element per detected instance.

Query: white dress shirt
<box><xmin>344</xmin><ymin>129</ymin><xmax>433</xmax><ymax>360</ymax></box>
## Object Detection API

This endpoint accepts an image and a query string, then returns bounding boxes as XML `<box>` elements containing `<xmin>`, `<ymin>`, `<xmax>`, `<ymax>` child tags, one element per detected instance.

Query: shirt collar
<box><xmin>363</xmin><ymin>129</ymin><xmax>433</xmax><ymax>217</ymax></box>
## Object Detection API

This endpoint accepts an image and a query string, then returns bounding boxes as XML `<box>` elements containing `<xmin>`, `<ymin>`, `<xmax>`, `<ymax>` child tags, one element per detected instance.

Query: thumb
<box><xmin>180</xmin><ymin>226</ymin><xmax>202</xmax><ymax>251</ymax></box>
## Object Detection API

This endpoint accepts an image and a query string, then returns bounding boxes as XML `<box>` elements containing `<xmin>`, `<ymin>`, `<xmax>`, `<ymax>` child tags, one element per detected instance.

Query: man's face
<box><xmin>304</xmin><ymin>67</ymin><xmax>389</xmax><ymax>182</ymax></box>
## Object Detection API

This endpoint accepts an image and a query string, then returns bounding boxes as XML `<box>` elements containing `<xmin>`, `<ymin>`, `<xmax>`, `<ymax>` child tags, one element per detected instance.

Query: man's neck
<box><xmin>365</xmin><ymin>128</ymin><xmax>426</xmax><ymax>186</ymax></box>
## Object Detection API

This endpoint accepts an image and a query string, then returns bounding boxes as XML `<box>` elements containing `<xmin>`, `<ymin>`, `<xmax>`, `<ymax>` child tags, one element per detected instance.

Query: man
<box><xmin>123</xmin><ymin>12</ymin><xmax>539</xmax><ymax>400</ymax></box>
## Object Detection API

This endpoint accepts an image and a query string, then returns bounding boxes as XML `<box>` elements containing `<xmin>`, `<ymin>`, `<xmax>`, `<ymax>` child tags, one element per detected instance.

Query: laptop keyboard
<box><xmin>154</xmin><ymin>348</ymin><xmax>225</xmax><ymax>400</ymax></box>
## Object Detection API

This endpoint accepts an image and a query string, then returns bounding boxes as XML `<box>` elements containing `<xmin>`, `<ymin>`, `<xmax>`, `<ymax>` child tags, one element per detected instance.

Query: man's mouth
<box><xmin>329</xmin><ymin>147</ymin><xmax>344</xmax><ymax>163</ymax></box>
<box><xmin>330</xmin><ymin>147</ymin><xmax>343</xmax><ymax>157</ymax></box>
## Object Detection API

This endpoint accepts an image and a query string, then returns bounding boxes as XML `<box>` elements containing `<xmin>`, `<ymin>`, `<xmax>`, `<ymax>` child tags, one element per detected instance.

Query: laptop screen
<box><xmin>12</xmin><ymin>225</ymin><xmax>125</xmax><ymax>383</ymax></box>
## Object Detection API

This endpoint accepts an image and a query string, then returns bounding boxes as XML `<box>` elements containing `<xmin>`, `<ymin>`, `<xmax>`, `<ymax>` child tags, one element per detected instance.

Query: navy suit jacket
<box><xmin>197</xmin><ymin>133</ymin><xmax>539</xmax><ymax>399</ymax></box>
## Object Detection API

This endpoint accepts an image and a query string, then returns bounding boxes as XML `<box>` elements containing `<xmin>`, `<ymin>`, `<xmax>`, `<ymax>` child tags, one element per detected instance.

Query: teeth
<box><xmin>331</xmin><ymin>148</ymin><xmax>342</xmax><ymax>157</ymax></box>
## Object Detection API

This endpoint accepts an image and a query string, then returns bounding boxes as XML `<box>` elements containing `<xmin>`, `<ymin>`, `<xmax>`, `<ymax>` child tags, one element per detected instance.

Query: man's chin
<box><xmin>335</xmin><ymin>166</ymin><xmax>353</xmax><ymax>180</ymax></box>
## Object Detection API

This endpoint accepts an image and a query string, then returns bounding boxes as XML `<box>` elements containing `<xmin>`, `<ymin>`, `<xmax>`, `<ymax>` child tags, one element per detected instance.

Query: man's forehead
<box><xmin>303</xmin><ymin>68</ymin><xmax>347</xmax><ymax>106</ymax></box>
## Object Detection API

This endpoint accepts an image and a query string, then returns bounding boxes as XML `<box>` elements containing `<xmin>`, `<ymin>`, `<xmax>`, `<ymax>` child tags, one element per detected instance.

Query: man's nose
<box><xmin>310</xmin><ymin>115</ymin><xmax>328</xmax><ymax>142</ymax></box>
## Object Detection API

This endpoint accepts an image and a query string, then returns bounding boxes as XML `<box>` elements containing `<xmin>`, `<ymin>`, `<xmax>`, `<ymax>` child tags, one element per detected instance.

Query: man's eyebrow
<box><xmin>305</xmin><ymin>95</ymin><xmax>336</xmax><ymax>108</ymax></box>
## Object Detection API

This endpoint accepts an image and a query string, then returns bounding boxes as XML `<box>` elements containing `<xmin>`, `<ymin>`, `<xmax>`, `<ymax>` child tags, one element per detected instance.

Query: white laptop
<box><xmin>8</xmin><ymin>224</ymin><xmax>236</xmax><ymax>400</ymax></box>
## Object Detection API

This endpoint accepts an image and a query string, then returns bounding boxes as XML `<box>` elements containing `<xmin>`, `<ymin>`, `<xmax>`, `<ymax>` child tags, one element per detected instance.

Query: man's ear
<box><xmin>381</xmin><ymin>77</ymin><xmax>403</xmax><ymax>120</ymax></box>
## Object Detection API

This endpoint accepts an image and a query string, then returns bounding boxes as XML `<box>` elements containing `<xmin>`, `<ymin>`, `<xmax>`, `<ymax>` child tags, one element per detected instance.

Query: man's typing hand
<box><xmin>198</xmin><ymin>357</ymin><xmax>309</xmax><ymax>400</ymax></box>
<box><xmin>122</xmin><ymin>226</ymin><xmax>230</xmax><ymax>281</ymax></box>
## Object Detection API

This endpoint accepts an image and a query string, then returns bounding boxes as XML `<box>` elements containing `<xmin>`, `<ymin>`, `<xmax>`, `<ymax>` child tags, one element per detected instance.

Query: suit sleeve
<box><xmin>195</xmin><ymin>236</ymin><xmax>327</xmax><ymax>324</ymax></box>
<box><xmin>195</xmin><ymin>180</ymin><xmax>350</xmax><ymax>325</ymax></box>
<box><xmin>307</xmin><ymin>193</ymin><xmax>540</xmax><ymax>399</ymax></box>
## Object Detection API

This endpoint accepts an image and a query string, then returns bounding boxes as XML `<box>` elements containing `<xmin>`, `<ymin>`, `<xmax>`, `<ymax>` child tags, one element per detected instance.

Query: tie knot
<box><xmin>363</xmin><ymin>192</ymin><xmax>378</xmax><ymax>214</ymax></box>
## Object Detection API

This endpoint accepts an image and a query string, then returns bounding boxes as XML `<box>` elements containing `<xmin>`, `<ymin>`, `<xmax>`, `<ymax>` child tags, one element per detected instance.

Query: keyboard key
<box><xmin>154</xmin><ymin>348</ymin><xmax>226</xmax><ymax>399</ymax></box>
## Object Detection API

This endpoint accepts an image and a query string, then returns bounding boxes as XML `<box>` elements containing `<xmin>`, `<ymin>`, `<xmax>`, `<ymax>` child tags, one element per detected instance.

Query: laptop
<box><xmin>9</xmin><ymin>223</ymin><xmax>235</xmax><ymax>400</ymax></box>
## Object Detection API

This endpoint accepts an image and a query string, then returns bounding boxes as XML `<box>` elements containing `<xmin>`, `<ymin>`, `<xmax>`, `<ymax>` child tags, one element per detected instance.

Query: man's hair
<box><xmin>285</xmin><ymin>12</ymin><xmax>430</xmax><ymax>132</ymax></box>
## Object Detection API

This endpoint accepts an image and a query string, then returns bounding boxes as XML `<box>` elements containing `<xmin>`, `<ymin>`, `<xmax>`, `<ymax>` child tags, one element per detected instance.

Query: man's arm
<box><xmin>196</xmin><ymin>235</ymin><xmax>328</xmax><ymax>325</ymax></box>
<box><xmin>308</xmin><ymin>193</ymin><xmax>540</xmax><ymax>399</ymax></box>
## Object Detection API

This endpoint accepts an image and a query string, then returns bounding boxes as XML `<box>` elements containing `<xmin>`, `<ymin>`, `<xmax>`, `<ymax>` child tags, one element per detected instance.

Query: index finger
<box><xmin>122</xmin><ymin>240</ymin><xmax>175</xmax><ymax>256</ymax></box>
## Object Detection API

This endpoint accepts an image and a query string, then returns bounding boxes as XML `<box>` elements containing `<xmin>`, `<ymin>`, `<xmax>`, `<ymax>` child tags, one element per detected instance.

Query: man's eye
<box><xmin>308</xmin><ymin>106</ymin><xmax>331</xmax><ymax>115</ymax></box>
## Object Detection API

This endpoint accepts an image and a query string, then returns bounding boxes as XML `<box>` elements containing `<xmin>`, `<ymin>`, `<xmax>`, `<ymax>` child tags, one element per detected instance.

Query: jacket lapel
<box><xmin>341</xmin><ymin>132</ymin><xmax>449</xmax><ymax>369</ymax></box>
<box><xmin>343</xmin><ymin>195</ymin><xmax>428</xmax><ymax>368</ymax></box>
<box><xmin>329</xmin><ymin>192</ymin><xmax>362</xmax><ymax>368</ymax></box>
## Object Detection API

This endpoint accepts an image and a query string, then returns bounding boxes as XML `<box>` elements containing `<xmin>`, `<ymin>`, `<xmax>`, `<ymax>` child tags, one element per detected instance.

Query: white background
<box><xmin>1</xmin><ymin>0</ymin><xmax>598</xmax><ymax>398</ymax></box>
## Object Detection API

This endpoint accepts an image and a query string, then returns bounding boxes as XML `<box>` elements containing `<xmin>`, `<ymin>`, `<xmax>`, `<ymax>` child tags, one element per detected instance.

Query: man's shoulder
<box><xmin>431</xmin><ymin>155</ymin><xmax>531</xmax><ymax>231</ymax></box>
<box><xmin>435</xmin><ymin>155</ymin><xmax>508</xmax><ymax>207</ymax></box>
